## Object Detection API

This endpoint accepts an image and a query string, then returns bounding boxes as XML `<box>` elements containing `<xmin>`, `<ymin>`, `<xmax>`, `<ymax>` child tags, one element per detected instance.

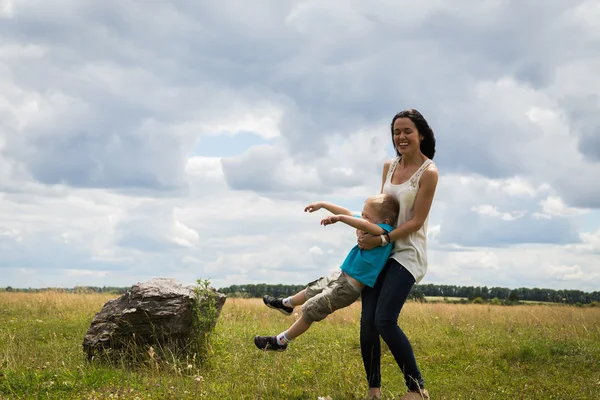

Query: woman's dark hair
<box><xmin>390</xmin><ymin>109</ymin><xmax>436</xmax><ymax>160</ymax></box>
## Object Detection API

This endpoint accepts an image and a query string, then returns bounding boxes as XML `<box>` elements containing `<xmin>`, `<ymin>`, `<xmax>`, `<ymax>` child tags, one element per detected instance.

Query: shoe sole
<box><xmin>254</xmin><ymin>336</ymin><xmax>287</xmax><ymax>352</ymax></box>
<box><xmin>259</xmin><ymin>346</ymin><xmax>287</xmax><ymax>352</ymax></box>
<box><xmin>263</xmin><ymin>300</ymin><xmax>293</xmax><ymax>316</ymax></box>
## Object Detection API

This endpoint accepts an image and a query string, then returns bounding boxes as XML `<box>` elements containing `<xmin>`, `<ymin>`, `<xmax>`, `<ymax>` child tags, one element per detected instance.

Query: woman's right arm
<box><xmin>380</xmin><ymin>160</ymin><xmax>392</xmax><ymax>193</ymax></box>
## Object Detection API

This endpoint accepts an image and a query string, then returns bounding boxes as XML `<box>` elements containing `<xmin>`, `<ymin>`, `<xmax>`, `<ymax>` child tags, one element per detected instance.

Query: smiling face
<box><xmin>392</xmin><ymin>117</ymin><xmax>423</xmax><ymax>156</ymax></box>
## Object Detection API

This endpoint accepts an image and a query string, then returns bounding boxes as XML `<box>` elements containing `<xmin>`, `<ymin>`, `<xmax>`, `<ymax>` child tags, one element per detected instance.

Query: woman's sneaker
<box><xmin>397</xmin><ymin>389</ymin><xmax>430</xmax><ymax>399</ymax></box>
<box><xmin>262</xmin><ymin>295</ymin><xmax>293</xmax><ymax>315</ymax></box>
<box><xmin>254</xmin><ymin>335</ymin><xmax>288</xmax><ymax>351</ymax></box>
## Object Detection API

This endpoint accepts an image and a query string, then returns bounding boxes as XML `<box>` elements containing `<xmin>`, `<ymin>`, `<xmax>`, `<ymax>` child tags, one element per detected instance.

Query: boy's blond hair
<box><xmin>366</xmin><ymin>194</ymin><xmax>400</xmax><ymax>225</ymax></box>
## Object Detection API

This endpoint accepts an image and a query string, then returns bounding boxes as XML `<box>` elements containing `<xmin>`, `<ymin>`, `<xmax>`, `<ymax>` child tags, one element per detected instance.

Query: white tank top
<box><xmin>382</xmin><ymin>157</ymin><xmax>435</xmax><ymax>284</ymax></box>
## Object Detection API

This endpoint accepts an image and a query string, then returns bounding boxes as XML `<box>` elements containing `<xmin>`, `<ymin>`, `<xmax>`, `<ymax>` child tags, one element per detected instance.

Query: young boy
<box><xmin>254</xmin><ymin>193</ymin><xmax>400</xmax><ymax>351</ymax></box>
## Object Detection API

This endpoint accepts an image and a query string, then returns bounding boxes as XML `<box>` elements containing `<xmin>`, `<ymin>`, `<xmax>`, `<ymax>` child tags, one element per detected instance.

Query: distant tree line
<box><xmin>413</xmin><ymin>284</ymin><xmax>600</xmax><ymax>304</ymax></box>
<box><xmin>218</xmin><ymin>284</ymin><xmax>307</xmax><ymax>298</ymax></box>
<box><xmin>217</xmin><ymin>283</ymin><xmax>600</xmax><ymax>305</ymax></box>
<box><xmin>3</xmin><ymin>283</ymin><xmax>599</xmax><ymax>305</ymax></box>
<box><xmin>1</xmin><ymin>286</ymin><xmax>129</xmax><ymax>295</ymax></box>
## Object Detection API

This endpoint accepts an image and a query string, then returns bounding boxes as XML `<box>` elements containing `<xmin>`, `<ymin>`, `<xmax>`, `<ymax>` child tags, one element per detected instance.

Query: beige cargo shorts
<box><xmin>301</xmin><ymin>270</ymin><xmax>362</xmax><ymax>323</ymax></box>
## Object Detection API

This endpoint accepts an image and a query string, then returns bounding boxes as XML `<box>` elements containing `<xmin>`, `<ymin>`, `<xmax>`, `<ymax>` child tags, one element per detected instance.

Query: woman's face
<box><xmin>392</xmin><ymin>117</ymin><xmax>422</xmax><ymax>155</ymax></box>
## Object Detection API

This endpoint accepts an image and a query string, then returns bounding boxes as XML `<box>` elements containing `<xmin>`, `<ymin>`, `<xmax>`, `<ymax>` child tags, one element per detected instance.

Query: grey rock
<box><xmin>82</xmin><ymin>278</ymin><xmax>226</xmax><ymax>360</ymax></box>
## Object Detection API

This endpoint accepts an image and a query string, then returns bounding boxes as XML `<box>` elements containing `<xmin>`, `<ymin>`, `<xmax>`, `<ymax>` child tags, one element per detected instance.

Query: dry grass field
<box><xmin>1</xmin><ymin>292</ymin><xmax>599</xmax><ymax>399</ymax></box>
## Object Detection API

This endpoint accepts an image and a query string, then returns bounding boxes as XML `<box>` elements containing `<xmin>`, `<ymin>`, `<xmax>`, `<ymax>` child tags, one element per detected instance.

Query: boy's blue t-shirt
<box><xmin>340</xmin><ymin>216</ymin><xmax>394</xmax><ymax>288</ymax></box>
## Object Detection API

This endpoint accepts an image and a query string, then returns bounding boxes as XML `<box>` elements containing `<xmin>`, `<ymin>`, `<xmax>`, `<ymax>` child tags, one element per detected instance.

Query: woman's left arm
<box><xmin>358</xmin><ymin>167</ymin><xmax>439</xmax><ymax>249</ymax></box>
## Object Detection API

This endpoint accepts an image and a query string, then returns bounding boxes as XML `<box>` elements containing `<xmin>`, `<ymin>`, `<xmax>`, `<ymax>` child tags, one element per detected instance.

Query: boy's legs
<box><xmin>263</xmin><ymin>270</ymin><xmax>342</xmax><ymax>315</ymax></box>
<box><xmin>253</xmin><ymin>313</ymin><xmax>313</xmax><ymax>352</ymax></box>
<box><xmin>284</xmin><ymin>314</ymin><xmax>312</xmax><ymax>339</ymax></box>
<box><xmin>288</xmin><ymin>289</ymin><xmax>308</xmax><ymax>307</ymax></box>
<box><xmin>255</xmin><ymin>275</ymin><xmax>331</xmax><ymax>351</ymax></box>
<box><xmin>263</xmin><ymin>289</ymin><xmax>307</xmax><ymax>315</ymax></box>
<box><xmin>255</xmin><ymin>271</ymin><xmax>360</xmax><ymax>351</ymax></box>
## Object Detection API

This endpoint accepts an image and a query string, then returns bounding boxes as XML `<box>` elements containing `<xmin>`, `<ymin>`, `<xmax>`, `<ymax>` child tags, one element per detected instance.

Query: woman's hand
<box><xmin>358</xmin><ymin>233</ymin><xmax>381</xmax><ymax>250</ymax></box>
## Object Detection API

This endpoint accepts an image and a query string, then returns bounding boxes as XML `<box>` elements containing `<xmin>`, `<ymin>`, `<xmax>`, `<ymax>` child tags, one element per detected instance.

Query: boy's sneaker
<box><xmin>254</xmin><ymin>335</ymin><xmax>288</xmax><ymax>351</ymax></box>
<box><xmin>262</xmin><ymin>295</ymin><xmax>293</xmax><ymax>316</ymax></box>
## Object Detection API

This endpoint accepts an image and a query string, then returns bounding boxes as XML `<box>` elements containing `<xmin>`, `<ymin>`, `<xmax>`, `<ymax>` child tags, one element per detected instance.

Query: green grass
<box><xmin>1</xmin><ymin>292</ymin><xmax>599</xmax><ymax>399</ymax></box>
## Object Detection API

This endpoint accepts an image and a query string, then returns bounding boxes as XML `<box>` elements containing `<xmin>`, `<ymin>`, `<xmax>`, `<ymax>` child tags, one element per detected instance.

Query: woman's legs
<box><xmin>360</xmin><ymin>264</ymin><xmax>386</xmax><ymax>393</ymax></box>
<box><xmin>374</xmin><ymin>259</ymin><xmax>424</xmax><ymax>391</ymax></box>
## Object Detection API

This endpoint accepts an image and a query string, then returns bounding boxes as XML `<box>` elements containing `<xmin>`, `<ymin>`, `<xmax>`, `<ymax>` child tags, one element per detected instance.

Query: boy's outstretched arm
<box><xmin>304</xmin><ymin>201</ymin><xmax>353</xmax><ymax>216</ymax></box>
<box><xmin>321</xmin><ymin>215</ymin><xmax>386</xmax><ymax>236</ymax></box>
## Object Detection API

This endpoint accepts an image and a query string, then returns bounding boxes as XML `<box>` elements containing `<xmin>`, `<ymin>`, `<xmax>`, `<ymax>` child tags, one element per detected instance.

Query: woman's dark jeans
<box><xmin>360</xmin><ymin>258</ymin><xmax>425</xmax><ymax>391</ymax></box>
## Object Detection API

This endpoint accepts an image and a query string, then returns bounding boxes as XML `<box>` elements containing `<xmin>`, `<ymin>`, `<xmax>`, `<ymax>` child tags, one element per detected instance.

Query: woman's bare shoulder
<box><xmin>421</xmin><ymin>165</ymin><xmax>439</xmax><ymax>185</ymax></box>
<box><xmin>383</xmin><ymin>157</ymin><xmax>398</xmax><ymax>168</ymax></box>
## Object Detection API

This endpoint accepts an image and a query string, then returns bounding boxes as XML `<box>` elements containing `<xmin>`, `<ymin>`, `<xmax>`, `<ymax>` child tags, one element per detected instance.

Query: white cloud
<box><xmin>116</xmin><ymin>203</ymin><xmax>201</xmax><ymax>252</ymax></box>
<box><xmin>173</xmin><ymin>102</ymin><xmax>283</xmax><ymax>140</ymax></box>
<box><xmin>545</xmin><ymin>264</ymin><xmax>585</xmax><ymax>282</ymax></box>
<box><xmin>580</xmin><ymin>230</ymin><xmax>600</xmax><ymax>252</ymax></box>
<box><xmin>428</xmin><ymin>225</ymin><xmax>441</xmax><ymax>241</ymax></box>
<box><xmin>182</xmin><ymin>256</ymin><xmax>201</xmax><ymax>265</ymax></box>
<box><xmin>66</xmin><ymin>269</ymin><xmax>109</xmax><ymax>278</ymax></box>
<box><xmin>221</xmin><ymin>126</ymin><xmax>391</xmax><ymax>199</ymax></box>
<box><xmin>448</xmin><ymin>251</ymin><xmax>500</xmax><ymax>270</ymax></box>
<box><xmin>0</xmin><ymin>0</ymin><xmax>14</xmax><ymax>18</ymax></box>
<box><xmin>566</xmin><ymin>228</ymin><xmax>600</xmax><ymax>254</ymax></box>
<box><xmin>0</xmin><ymin>227</ymin><xmax>22</xmax><ymax>242</ymax></box>
<box><xmin>499</xmin><ymin>177</ymin><xmax>542</xmax><ymax>198</ymax></box>
<box><xmin>534</xmin><ymin>196</ymin><xmax>590</xmax><ymax>219</ymax></box>
<box><xmin>433</xmin><ymin>174</ymin><xmax>580</xmax><ymax>247</ymax></box>
<box><xmin>427</xmin><ymin>242</ymin><xmax>600</xmax><ymax>292</ymax></box>
<box><xmin>309</xmin><ymin>246</ymin><xmax>324</xmax><ymax>256</ymax></box>
<box><xmin>565</xmin><ymin>0</ymin><xmax>600</xmax><ymax>41</ymax></box>
<box><xmin>471</xmin><ymin>205</ymin><xmax>527</xmax><ymax>221</ymax></box>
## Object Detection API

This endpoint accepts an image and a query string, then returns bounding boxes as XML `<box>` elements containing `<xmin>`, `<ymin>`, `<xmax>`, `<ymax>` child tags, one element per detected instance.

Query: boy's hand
<box><xmin>320</xmin><ymin>215</ymin><xmax>341</xmax><ymax>226</ymax></box>
<box><xmin>304</xmin><ymin>202</ymin><xmax>324</xmax><ymax>213</ymax></box>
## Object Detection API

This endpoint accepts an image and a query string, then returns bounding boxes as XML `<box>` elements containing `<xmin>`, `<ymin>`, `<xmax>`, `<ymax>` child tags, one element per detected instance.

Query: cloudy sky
<box><xmin>1</xmin><ymin>0</ymin><xmax>599</xmax><ymax>292</ymax></box>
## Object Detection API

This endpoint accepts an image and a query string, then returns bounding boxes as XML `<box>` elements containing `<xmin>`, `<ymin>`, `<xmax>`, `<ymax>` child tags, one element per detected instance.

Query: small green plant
<box><xmin>191</xmin><ymin>279</ymin><xmax>220</xmax><ymax>361</ymax></box>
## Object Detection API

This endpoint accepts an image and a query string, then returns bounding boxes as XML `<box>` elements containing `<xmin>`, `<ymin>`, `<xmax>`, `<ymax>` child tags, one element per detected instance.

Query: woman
<box><xmin>358</xmin><ymin>109</ymin><xmax>438</xmax><ymax>400</ymax></box>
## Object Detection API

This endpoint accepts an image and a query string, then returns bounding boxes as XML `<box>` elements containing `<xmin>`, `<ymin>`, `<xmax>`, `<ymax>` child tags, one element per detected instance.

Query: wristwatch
<box><xmin>380</xmin><ymin>234</ymin><xmax>389</xmax><ymax>246</ymax></box>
